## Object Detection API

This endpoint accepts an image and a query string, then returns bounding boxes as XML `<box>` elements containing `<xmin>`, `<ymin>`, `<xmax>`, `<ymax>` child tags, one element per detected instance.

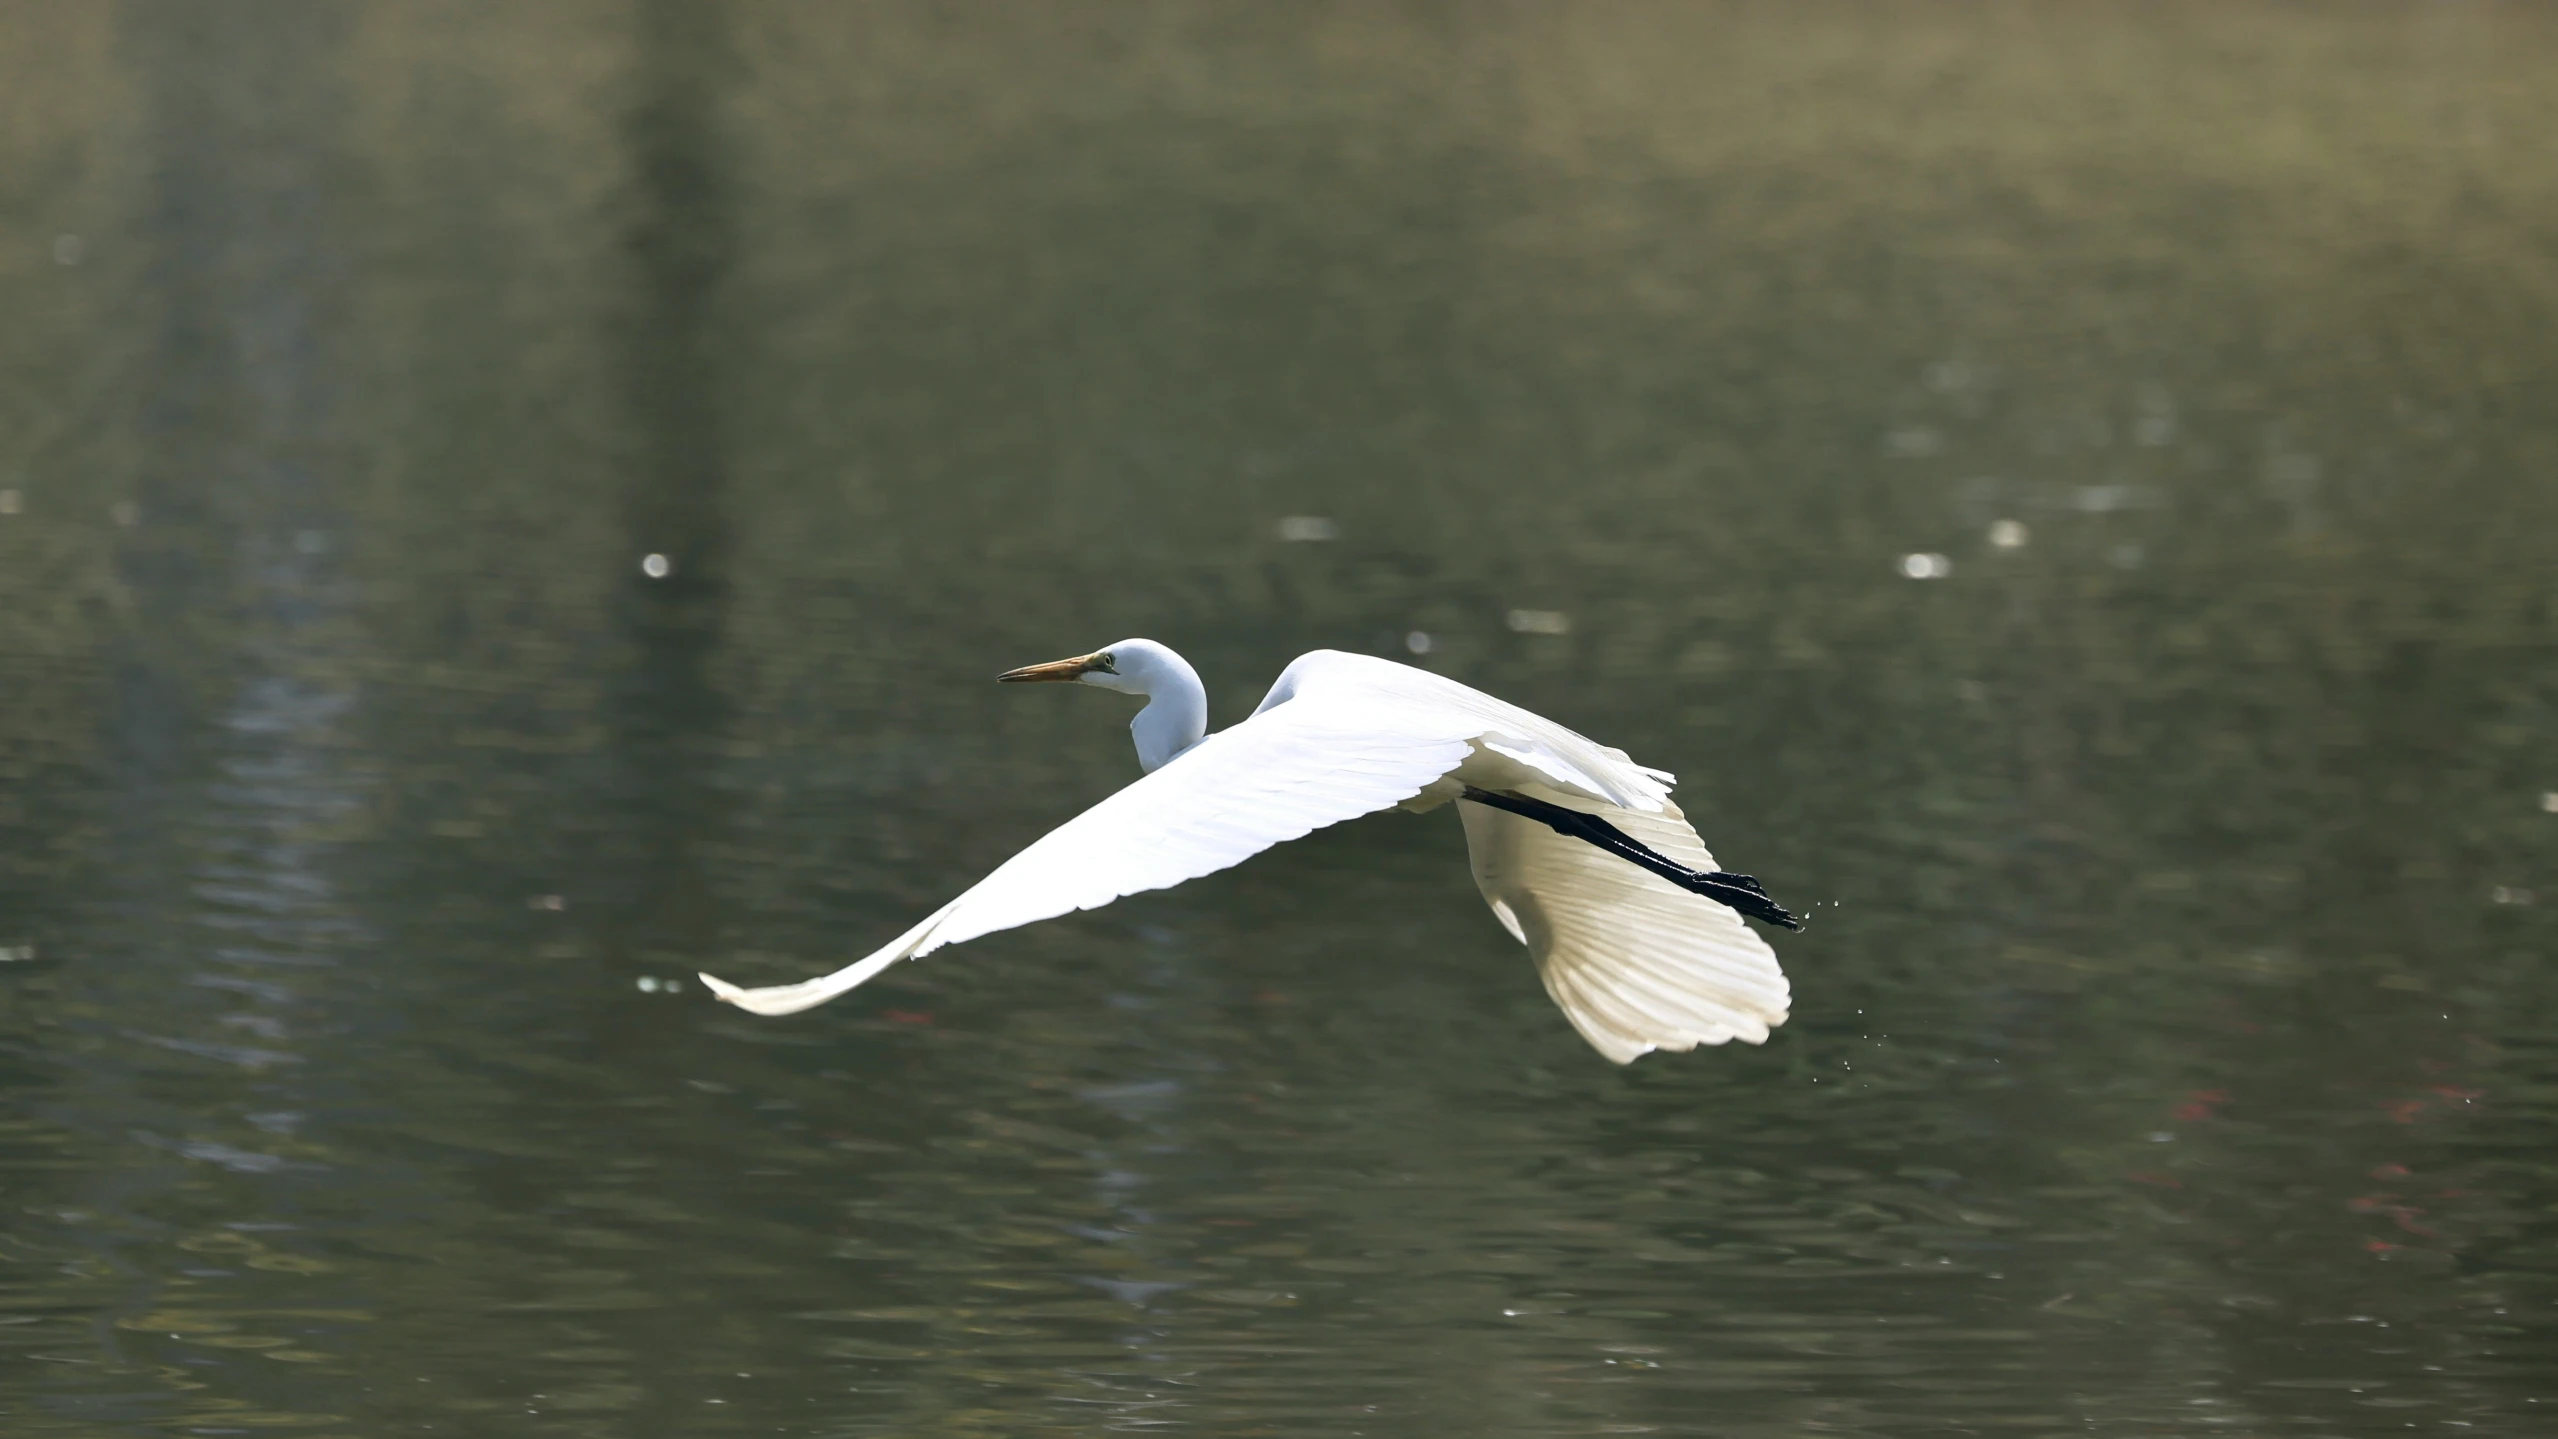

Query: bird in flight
<box><xmin>701</xmin><ymin>640</ymin><xmax>1798</xmax><ymax>1063</ymax></box>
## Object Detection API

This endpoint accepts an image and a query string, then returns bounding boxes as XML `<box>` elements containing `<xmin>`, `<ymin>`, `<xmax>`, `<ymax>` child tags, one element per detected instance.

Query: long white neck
<box><xmin>1123</xmin><ymin>647</ymin><xmax>1208</xmax><ymax>773</ymax></box>
<box><xmin>1072</xmin><ymin>638</ymin><xmax>1210</xmax><ymax>771</ymax></box>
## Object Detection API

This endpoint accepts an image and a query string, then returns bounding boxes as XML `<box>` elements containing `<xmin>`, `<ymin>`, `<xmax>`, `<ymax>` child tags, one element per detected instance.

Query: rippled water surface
<box><xmin>3</xmin><ymin>3</ymin><xmax>2556</xmax><ymax>1434</ymax></box>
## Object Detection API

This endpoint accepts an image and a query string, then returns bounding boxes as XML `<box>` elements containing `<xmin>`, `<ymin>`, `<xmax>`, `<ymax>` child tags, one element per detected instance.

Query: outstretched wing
<box><xmin>700</xmin><ymin>696</ymin><xmax>1477</xmax><ymax>1016</ymax></box>
<box><xmin>1458</xmin><ymin>785</ymin><xmax>1790</xmax><ymax>1063</ymax></box>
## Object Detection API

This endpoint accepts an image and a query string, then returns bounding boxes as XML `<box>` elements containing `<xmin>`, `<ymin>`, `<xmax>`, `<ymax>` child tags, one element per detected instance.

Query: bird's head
<box><xmin>998</xmin><ymin>638</ymin><xmax>1176</xmax><ymax>696</ymax></box>
<box><xmin>1000</xmin><ymin>639</ymin><xmax>1207</xmax><ymax>772</ymax></box>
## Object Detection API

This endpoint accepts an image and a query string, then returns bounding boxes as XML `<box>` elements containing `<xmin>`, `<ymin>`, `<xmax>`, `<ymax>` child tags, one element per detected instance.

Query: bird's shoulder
<box><xmin>1250</xmin><ymin>649</ymin><xmax>1481</xmax><ymax>716</ymax></box>
<box><xmin>1243</xmin><ymin>650</ymin><xmax>1675</xmax><ymax>813</ymax></box>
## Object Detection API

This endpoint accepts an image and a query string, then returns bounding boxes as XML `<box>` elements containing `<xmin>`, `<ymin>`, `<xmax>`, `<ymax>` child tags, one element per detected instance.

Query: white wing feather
<box><xmin>1458</xmin><ymin>784</ymin><xmax>1790</xmax><ymax>1063</ymax></box>
<box><xmin>699</xmin><ymin>687</ymin><xmax>1476</xmax><ymax>1015</ymax></box>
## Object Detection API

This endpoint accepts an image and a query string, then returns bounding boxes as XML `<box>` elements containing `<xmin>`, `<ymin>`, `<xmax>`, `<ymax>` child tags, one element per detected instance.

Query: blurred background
<box><xmin>2</xmin><ymin>2</ymin><xmax>2554</xmax><ymax>1434</ymax></box>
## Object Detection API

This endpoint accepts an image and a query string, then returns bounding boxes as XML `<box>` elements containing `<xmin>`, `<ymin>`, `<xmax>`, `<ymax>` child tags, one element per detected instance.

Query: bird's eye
<box><xmin>1097</xmin><ymin>653</ymin><xmax>1117</xmax><ymax>672</ymax></box>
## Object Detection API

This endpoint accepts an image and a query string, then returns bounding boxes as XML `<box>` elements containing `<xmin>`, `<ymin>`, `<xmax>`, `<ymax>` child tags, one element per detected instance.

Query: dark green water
<box><xmin>3</xmin><ymin>4</ymin><xmax>2555</xmax><ymax>1434</ymax></box>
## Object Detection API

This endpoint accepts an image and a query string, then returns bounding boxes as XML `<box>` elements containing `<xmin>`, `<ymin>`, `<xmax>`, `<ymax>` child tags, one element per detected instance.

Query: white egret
<box><xmin>700</xmin><ymin>640</ymin><xmax>1798</xmax><ymax>1063</ymax></box>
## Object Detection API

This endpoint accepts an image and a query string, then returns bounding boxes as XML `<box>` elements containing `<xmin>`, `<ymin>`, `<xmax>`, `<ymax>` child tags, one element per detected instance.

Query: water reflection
<box><xmin>1</xmin><ymin>2</ymin><xmax>2554</xmax><ymax>1435</ymax></box>
<box><xmin>593</xmin><ymin>0</ymin><xmax>736</xmax><ymax>1028</ymax></box>
<box><xmin>18</xmin><ymin>4</ymin><xmax>379</xmax><ymax>1430</ymax></box>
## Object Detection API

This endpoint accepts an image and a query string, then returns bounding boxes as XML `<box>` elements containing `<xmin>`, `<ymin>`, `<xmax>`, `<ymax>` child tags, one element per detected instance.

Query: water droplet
<box><xmin>1275</xmin><ymin>516</ymin><xmax>1337</xmax><ymax>542</ymax></box>
<box><xmin>1988</xmin><ymin>519</ymin><xmax>2028</xmax><ymax>549</ymax></box>
<box><xmin>1899</xmin><ymin>552</ymin><xmax>1951</xmax><ymax>579</ymax></box>
<box><xmin>641</xmin><ymin>553</ymin><xmax>671</xmax><ymax>578</ymax></box>
<box><xmin>1404</xmin><ymin>630</ymin><xmax>1433</xmax><ymax>655</ymax></box>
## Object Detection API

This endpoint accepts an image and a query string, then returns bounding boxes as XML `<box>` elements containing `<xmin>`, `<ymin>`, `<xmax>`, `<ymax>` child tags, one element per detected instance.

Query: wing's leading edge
<box><xmin>699</xmin><ymin>694</ymin><xmax>1475</xmax><ymax>1015</ymax></box>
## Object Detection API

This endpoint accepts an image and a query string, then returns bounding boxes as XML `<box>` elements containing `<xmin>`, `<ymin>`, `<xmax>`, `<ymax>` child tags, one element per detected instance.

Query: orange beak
<box><xmin>998</xmin><ymin>652</ymin><xmax>1103</xmax><ymax>683</ymax></box>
